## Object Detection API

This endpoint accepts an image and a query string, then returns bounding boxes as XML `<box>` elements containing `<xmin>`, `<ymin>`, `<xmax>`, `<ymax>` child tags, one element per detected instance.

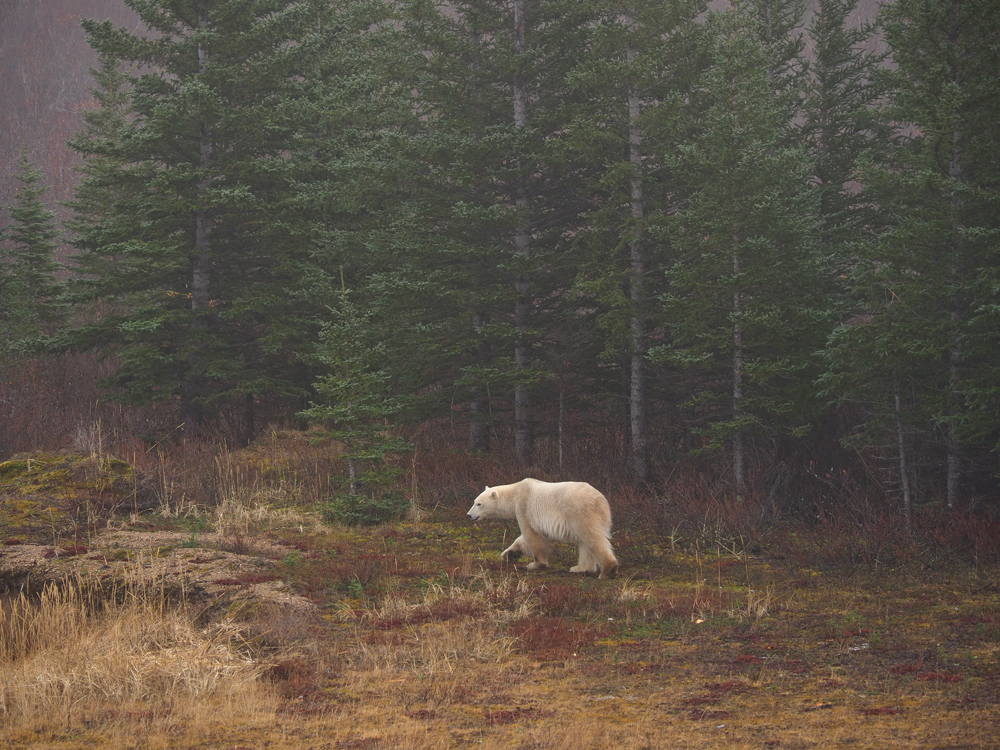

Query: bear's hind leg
<box><xmin>570</xmin><ymin>546</ymin><xmax>599</xmax><ymax>574</ymax></box>
<box><xmin>596</xmin><ymin>547</ymin><xmax>618</xmax><ymax>579</ymax></box>
<box><xmin>579</xmin><ymin>529</ymin><xmax>618</xmax><ymax>579</ymax></box>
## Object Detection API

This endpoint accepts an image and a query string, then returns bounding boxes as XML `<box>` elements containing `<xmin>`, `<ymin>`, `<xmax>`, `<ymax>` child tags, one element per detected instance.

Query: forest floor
<box><xmin>1</xmin><ymin>448</ymin><xmax>998</xmax><ymax>749</ymax></box>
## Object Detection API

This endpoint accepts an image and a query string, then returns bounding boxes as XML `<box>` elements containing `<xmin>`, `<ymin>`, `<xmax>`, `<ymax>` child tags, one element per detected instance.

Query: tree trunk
<box><xmin>894</xmin><ymin>365</ymin><xmax>912</xmax><ymax>533</ymax></box>
<box><xmin>240</xmin><ymin>392</ymin><xmax>255</xmax><ymax>449</ymax></box>
<box><xmin>732</xmin><ymin>234</ymin><xmax>745</xmax><ymax>495</ymax></box>
<box><xmin>347</xmin><ymin>455</ymin><xmax>357</xmax><ymax>496</ymax></box>
<box><xmin>621</xmin><ymin>356</ymin><xmax>631</xmax><ymax>458</ymax></box>
<box><xmin>512</xmin><ymin>0</ymin><xmax>533</xmax><ymax>465</ymax></box>
<box><xmin>945</xmin><ymin>1</ymin><xmax>963</xmax><ymax>508</ymax></box>
<box><xmin>469</xmin><ymin>312</ymin><xmax>491</xmax><ymax>451</ymax></box>
<box><xmin>183</xmin><ymin>12</ymin><xmax>213</xmax><ymax>430</ymax></box>
<box><xmin>626</xmin><ymin>15</ymin><xmax>648</xmax><ymax>483</ymax></box>
<box><xmin>558</xmin><ymin>379</ymin><xmax>565</xmax><ymax>474</ymax></box>
<box><xmin>467</xmin><ymin>27</ymin><xmax>491</xmax><ymax>453</ymax></box>
<box><xmin>948</xmin><ymin>309</ymin><xmax>962</xmax><ymax>508</ymax></box>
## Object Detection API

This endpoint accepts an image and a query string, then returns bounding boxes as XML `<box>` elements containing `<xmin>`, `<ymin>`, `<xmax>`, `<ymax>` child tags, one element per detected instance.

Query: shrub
<box><xmin>321</xmin><ymin>491</ymin><xmax>410</xmax><ymax>527</ymax></box>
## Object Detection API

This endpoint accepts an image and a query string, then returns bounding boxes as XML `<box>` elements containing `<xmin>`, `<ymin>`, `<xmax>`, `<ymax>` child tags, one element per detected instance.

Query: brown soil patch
<box><xmin>0</xmin><ymin>529</ymin><xmax>314</xmax><ymax>612</ymax></box>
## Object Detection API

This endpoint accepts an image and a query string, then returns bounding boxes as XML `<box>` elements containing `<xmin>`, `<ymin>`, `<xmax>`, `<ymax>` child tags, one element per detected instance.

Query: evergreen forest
<box><xmin>2</xmin><ymin>0</ymin><xmax>1000</xmax><ymax>537</ymax></box>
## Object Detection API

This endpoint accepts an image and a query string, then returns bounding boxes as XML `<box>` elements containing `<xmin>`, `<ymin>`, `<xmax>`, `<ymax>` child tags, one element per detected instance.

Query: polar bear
<box><xmin>467</xmin><ymin>478</ymin><xmax>618</xmax><ymax>579</ymax></box>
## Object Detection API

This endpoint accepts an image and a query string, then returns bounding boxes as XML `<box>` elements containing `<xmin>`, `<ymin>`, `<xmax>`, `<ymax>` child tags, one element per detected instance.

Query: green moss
<box><xmin>0</xmin><ymin>452</ymin><xmax>137</xmax><ymax>536</ymax></box>
<box><xmin>0</xmin><ymin>459</ymin><xmax>29</xmax><ymax>479</ymax></box>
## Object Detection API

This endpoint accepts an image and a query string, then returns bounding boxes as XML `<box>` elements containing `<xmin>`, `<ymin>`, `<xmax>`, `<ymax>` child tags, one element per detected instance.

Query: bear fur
<box><xmin>466</xmin><ymin>478</ymin><xmax>618</xmax><ymax>579</ymax></box>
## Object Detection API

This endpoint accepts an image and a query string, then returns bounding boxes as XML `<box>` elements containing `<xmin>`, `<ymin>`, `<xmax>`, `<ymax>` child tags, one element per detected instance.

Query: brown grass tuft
<box><xmin>0</xmin><ymin>576</ymin><xmax>265</xmax><ymax>732</ymax></box>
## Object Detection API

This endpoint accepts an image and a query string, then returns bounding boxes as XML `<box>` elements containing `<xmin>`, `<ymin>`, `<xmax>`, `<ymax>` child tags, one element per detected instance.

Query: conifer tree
<box><xmin>284</xmin><ymin>0</ymin><xmax>452</xmax><ymax>431</ymax></box>
<box><xmin>300</xmin><ymin>285</ymin><xmax>411</xmax><ymax>526</ymax></box>
<box><xmin>564</xmin><ymin>0</ymin><xmax>705</xmax><ymax>482</ymax></box>
<box><xmin>826</xmin><ymin>0</ymin><xmax>1000</xmax><ymax>506</ymax></box>
<box><xmin>389</xmin><ymin>0</ymin><xmax>595</xmax><ymax>461</ymax></box>
<box><xmin>501</xmin><ymin>0</ymin><xmax>596</xmax><ymax>465</ymax></box>
<box><xmin>653</xmin><ymin>0</ymin><xmax>824</xmax><ymax>492</ymax></box>
<box><xmin>800</xmin><ymin>0</ymin><xmax>893</xmax><ymax>497</ymax></box>
<box><xmin>65</xmin><ymin>51</ymin><xmax>133</xmax><ymax>297</ymax></box>
<box><xmin>1</xmin><ymin>148</ymin><xmax>65</xmax><ymax>349</ymax></box>
<box><xmin>749</xmin><ymin>0</ymin><xmax>806</xmax><ymax>108</ymax></box>
<box><xmin>389</xmin><ymin>0</ymin><xmax>518</xmax><ymax>452</ymax></box>
<box><xmin>0</xmin><ymin>216</ymin><xmax>16</xmax><ymax>357</ymax></box>
<box><xmin>801</xmin><ymin>0</ymin><xmax>888</xmax><ymax>253</ymax></box>
<box><xmin>64</xmin><ymin>0</ymin><xmax>343</xmax><ymax>442</ymax></box>
<box><xmin>820</xmin><ymin>257</ymin><xmax>930</xmax><ymax>529</ymax></box>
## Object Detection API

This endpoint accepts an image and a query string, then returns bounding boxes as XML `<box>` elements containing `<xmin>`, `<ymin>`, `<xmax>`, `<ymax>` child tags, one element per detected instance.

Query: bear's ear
<box><xmin>491</xmin><ymin>490</ymin><xmax>499</xmax><ymax>500</ymax></box>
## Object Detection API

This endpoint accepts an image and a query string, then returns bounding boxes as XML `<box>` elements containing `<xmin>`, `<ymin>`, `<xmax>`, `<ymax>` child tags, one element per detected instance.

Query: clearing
<box><xmin>1</xmin><ymin>450</ymin><xmax>998</xmax><ymax>749</ymax></box>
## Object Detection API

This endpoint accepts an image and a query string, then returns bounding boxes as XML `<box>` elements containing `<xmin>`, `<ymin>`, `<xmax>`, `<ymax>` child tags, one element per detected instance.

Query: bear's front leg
<box><xmin>501</xmin><ymin>532</ymin><xmax>551</xmax><ymax>570</ymax></box>
<box><xmin>501</xmin><ymin>535</ymin><xmax>528</xmax><ymax>563</ymax></box>
<box><xmin>519</xmin><ymin>529</ymin><xmax>551</xmax><ymax>570</ymax></box>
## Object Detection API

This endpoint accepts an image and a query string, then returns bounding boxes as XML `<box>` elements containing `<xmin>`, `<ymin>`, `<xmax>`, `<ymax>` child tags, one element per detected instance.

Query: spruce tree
<box><xmin>65</xmin><ymin>51</ymin><xmax>133</xmax><ymax>297</ymax></box>
<box><xmin>1</xmin><ymin>148</ymin><xmax>65</xmax><ymax>348</ymax></box>
<box><xmin>826</xmin><ymin>0</ymin><xmax>1000</xmax><ymax>506</ymax></box>
<box><xmin>300</xmin><ymin>285</ymin><xmax>411</xmax><ymax>526</ymax></box>
<box><xmin>387</xmin><ymin>0</ymin><xmax>595</xmax><ymax>462</ymax></box>
<box><xmin>65</xmin><ymin>0</ymin><xmax>341</xmax><ymax>442</ymax></box>
<box><xmin>286</xmin><ymin>0</ymin><xmax>447</xmax><ymax>430</ymax></box>
<box><xmin>378</xmin><ymin>0</ymin><xmax>507</xmax><ymax>451</ymax></box>
<box><xmin>801</xmin><ymin>0</ymin><xmax>888</xmax><ymax>253</ymax></box>
<box><xmin>564</xmin><ymin>0</ymin><xmax>706</xmax><ymax>482</ymax></box>
<box><xmin>820</xmin><ymin>260</ymin><xmax>931</xmax><ymax>529</ymax></box>
<box><xmin>653</xmin><ymin>0</ymin><xmax>824</xmax><ymax>492</ymax></box>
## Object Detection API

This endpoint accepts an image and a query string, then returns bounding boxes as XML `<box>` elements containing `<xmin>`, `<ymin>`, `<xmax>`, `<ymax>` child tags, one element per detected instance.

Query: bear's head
<box><xmin>467</xmin><ymin>486</ymin><xmax>499</xmax><ymax>521</ymax></box>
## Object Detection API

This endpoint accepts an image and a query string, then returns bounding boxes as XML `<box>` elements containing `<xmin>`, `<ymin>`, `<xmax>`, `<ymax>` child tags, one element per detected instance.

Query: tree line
<box><xmin>1</xmin><ymin>0</ymin><xmax>998</xmax><ymax>520</ymax></box>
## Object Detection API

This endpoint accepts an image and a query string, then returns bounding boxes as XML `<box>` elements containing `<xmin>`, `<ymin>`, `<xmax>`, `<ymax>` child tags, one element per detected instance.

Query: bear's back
<box><xmin>516</xmin><ymin>479</ymin><xmax>611</xmax><ymax>540</ymax></box>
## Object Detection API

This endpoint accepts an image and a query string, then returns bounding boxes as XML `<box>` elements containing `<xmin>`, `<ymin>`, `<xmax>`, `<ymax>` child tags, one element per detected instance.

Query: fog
<box><xmin>0</xmin><ymin>0</ymin><xmax>137</xmax><ymax>230</ymax></box>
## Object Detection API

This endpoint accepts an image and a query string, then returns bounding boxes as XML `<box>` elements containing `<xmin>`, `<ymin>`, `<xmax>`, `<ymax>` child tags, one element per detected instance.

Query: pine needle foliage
<box><xmin>302</xmin><ymin>282</ymin><xmax>412</xmax><ymax>526</ymax></box>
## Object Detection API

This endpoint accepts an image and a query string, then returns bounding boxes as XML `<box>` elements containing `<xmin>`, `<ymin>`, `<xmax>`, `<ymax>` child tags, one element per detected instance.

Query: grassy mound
<box><xmin>0</xmin><ymin>452</ymin><xmax>137</xmax><ymax>540</ymax></box>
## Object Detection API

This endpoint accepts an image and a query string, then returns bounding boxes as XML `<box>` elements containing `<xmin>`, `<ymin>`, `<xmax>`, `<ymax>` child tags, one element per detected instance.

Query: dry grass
<box><xmin>726</xmin><ymin>585</ymin><xmax>776</xmax><ymax>620</ymax></box>
<box><xmin>212</xmin><ymin>453</ymin><xmax>327</xmax><ymax>538</ymax></box>
<box><xmin>138</xmin><ymin>430</ymin><xmax>341</xmax><ymax>524</ymax></box>
<box><xmin>2</xmin><ymin>538</ymin><xmax>999</xmax><ymax>749</ymax></box>
<box><xmin>0</xmin><ymin>571</ymin><xmax>268</xmax><ymax>737</ymax></box>
<box><xmin>344</xmin><ymin>571</ymin><xmax>532</xmax><ymax>680</ymax></box>
<box><xmin>2</xmin><ymin>432</ymin><xmax>999</xmax><ymax>749</ymax></box>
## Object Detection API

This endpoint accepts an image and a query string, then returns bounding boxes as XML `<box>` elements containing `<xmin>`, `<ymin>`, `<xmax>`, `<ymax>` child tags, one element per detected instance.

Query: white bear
<box><xmin>467</xmin><ymin>478</ymin><xmax>618</xmax><ymax>579</ymax></box>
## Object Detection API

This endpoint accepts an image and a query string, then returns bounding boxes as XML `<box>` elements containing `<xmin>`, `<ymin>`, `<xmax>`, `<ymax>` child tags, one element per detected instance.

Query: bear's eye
<box><xmin>476</xmin><ymin>502</ymin><xmax>482</xmax><ymax>506</ymax></box>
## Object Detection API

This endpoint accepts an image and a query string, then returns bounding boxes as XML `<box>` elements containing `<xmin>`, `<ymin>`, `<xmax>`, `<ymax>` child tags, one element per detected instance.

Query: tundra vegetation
<box><xmin>0</xmin><ymin>0</ymin><xmax>999</xmax><ymax>747</ymax></box>
<box><xmin>0</xmin><ymin>440</ymin><xmax>997</xmax><ymax>748</ymax></box>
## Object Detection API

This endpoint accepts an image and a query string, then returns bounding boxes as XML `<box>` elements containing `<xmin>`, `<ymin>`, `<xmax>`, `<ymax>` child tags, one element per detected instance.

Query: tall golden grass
<box><xmin>0</xmin><ymin>567</ymin><xmax>267</xmax><ymax>735</ymax></box>
<box><xmin>212</xmin><ymin>452</ymin><xmax>327</xmax><ymax>537</ymax></box>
